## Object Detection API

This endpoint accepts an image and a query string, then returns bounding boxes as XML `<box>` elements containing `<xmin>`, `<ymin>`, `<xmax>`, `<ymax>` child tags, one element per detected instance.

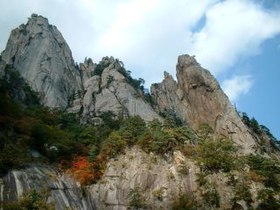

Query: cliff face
<box><xmin>151</xmin><ymin>55</ymin><xmax>257</xmax><ymax>154</ymax></box>
<box><xmin>0</xmin><ymin>14</ymin><xmax>82</xmax><ymax>108</ymax></box>
<box><xmin>0</xmin><ymin>14</ymin><xmax>161</xmax><ymax>122</ymax></box>
<box><xmin>78</xmin><ymin>57</ymin><xmax>162</xmax><ymax>123</ymax></box>
<box><xmin>0</xmin><ymin>164</ymin><xmax>95</xmax><ymax>210</ymax></box>
<box><xmin>88</xmin><ymin>148</ymin><xmax>201</xmax><ymax>209</ymax></box>
<box><xmin>0</xmin><ymin>149</ymin><xmax>265</xmax><ymax>210</ymax></box>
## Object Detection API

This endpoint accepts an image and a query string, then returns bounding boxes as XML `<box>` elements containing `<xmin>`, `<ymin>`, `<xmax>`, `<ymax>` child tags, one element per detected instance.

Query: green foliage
<box><xmin>198</xmin><ymin>137</ymin><xmax>237</xmax><ymax>173</ymax></box>
<box><xmin>260</xmin><ymin>125</ymin><xmax>277</xmax><ymax>141</ymax></box>
<box><xmin>78</xmin><ymin>125</ymin><xmax>97</xmax><ymax>145</ymax></box>
<box><xmin>241</xmin><ymin>112</ymin><xmax>277</xmax><ymax>139</ymax></box>
<box><xmin>143</xmin><ymin>92</ymin><xmax>155</xmax><ymax>107</ymax></box>
<box><xmin>139</xmin><ymin>122</ymin><xmax>175</xmax><ymax>155</ymax></box>
<box><xmin>99</xmin><ymin>111</ymin><xmax>121</xmax><ymax>130</ymax></box>
<box><xmin>116</xmin><ymin>61</ymin><xmax>145</xmax><ymax>92</ymax></box>
<box><xmin>119</xmin><ymin>116</ymin><xmax>146</xmax><ymax>145</ymax></box>
<box><xmin>203</xmin><ymin>186</ymin><xmax>220</xmax><ymax>208</ymax></box>
<box><xmin>196</xmin><ymin>171</ymin><xmax>208</xmax><ymax>187</ymax></box>
<box><xmin>160</xmin><ymin>109</ymin><xmax>183</xmax><ymax>128</ymax></box>
<box><xmin>138</xmin><ymin>120</ymin><xmax>195</xmax><ymax>156</ymax></box>
<box><xmin>246</xmin><ymin>154</ymin><xmax>280</xmax><ymax>190</ymax></box>
<box><xmin>197</xmin><ymin>123</ymin><xmax>214</xmax><ymax>142</ymax></box>
<box><xmin>233</xmin><ymin>179</ymin><xmax>253</xmax><ymax>207</ymax></box>
<box><xmin>171</xmin><ymin>193</ymin><xmax>198</xmax><ymax>210</ymax></box>
<box><xmin>127</xmin><ymin>187</ymin><xmax>146</xmax><ymax>209</ymax></box>
<box><xmin>2</xmin><ymin>189</ymin><xmax>55</xmax><ymax>210</ymax></box>
<box><xmin>241</xmin><ymin>113</ymin><xmax>264</xmax><ymax>136</ymax></box>
<box><xmin>256</xmin><ymin>189</ymin><xmax>280</xmax><ymax>210</ymax></box>
<box><xmin>0</xmin><ymin>144</ymin><xmax>31</xmax><ymax>174</ymax></box>
<box><xmin>101</xmin><ymin>131</ymin><xmax>127</xmax><ymax>158</ymax></box>
<box><xmin>88</xmin><ymin>145</ymin><xmax>98</xmax><ymax>162</ymax></box>
<box><xmin>93</xmin><ymin>60</ymin><xmax>110</xmax><ymax>76</ymax></box>
<box><xmin>2</xmin><ymin>64</ymin><xmax>40</xmax><ymax>106</ymax></box>
<box><xmin>241</xmin><ymin>112</ymin><xmax>250</xmax><ymax>126</ymax></box>
<box><xmin>0</xmin><ymin>83</ymin><xmax>88</xmax><ymax>173</ymax></box>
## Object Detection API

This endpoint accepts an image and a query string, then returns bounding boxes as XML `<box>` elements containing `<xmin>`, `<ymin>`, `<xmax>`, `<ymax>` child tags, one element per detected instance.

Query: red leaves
<box><xmin>70</xmin><ymin>156</ymin><xmax>94</xmax><ymax>185</ymax></box>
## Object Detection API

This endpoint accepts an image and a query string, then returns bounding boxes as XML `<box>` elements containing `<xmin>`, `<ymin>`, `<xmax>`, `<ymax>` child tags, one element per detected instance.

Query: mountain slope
<box><xmin>0</xmin><ymin>14</ymin><xmax>280</xmax><ymax>210</ymax></box>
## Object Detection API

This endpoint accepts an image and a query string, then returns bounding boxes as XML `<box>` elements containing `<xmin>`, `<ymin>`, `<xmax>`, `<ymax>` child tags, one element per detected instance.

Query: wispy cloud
<box><xmin>0</xmin><ymin>0</ymin><xmax>280</xmax><ymax>92</ymax></box>
<box><xmin>222</xmin><ymin>75</ymin><xmax>253</xmax><ymax>102</ymax></box>
<box><xmin>189</xmin><ymin>0</ymin><xmax>280</xmax><ymax>75</ymax></box>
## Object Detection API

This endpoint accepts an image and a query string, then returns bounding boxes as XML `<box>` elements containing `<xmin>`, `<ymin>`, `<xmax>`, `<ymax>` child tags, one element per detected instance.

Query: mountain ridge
<box><xmin>0</xmin><ymin>14</ymin><xmax>280</xmax><ymax>210</ymax></box>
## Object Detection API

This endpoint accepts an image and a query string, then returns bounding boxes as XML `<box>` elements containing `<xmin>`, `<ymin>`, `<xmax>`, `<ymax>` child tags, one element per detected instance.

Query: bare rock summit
<box><xmin>0</xmin><ymin>14</ymin><xmax>82</xmax><ymax>108</ymax></box>
<box><xmin>152</xmin><ymin>55</ymin><xmax>257</xmax><ymax>153</ymax></box>
<box><xmin>79</xmin><ymin>56</ymin><xmax>162</xmax><ymax>123</ymax></box>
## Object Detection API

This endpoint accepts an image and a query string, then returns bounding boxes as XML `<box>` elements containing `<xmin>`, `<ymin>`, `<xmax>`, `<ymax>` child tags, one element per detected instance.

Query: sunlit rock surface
<box><xmin>151</xmin><ymin>55</ymin><xmax>258</xmax><ymax>154</ymax></box>
<box><xmin>0</xmin><ymin>14</ymin><xmax>82</xmax><ymax>108</ymax></box>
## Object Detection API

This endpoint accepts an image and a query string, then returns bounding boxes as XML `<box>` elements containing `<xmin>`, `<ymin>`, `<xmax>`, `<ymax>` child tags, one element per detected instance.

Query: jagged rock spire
<box><xmin>152</xmin><ymin>54</ymin><xmax>257</xmax><ymax>153</ymax></box>
<box><xmin>0</xmin><ymin>14</ymin><xmax>82</xmax><ymax>108</ymax></box>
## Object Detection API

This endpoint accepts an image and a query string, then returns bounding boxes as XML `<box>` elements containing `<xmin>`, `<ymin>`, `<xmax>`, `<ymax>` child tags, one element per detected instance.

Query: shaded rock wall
<box><xmin>0</xmin><ymin>164</ymin><xmax>95</xmax><ymax>210</ymax></box>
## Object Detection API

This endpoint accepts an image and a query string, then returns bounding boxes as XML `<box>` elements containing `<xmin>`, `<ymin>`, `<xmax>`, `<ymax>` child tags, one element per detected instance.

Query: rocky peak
<box><xmin>80</xmin><ymin>56</ymin><xmax>162</xmax><ymax>123</ymax></box>
<box><xmin>80</xmin><ymin>57</ymin><xmax>96</xmax><ymax>84</ymax></box>
<box><xmin>177</xmin><ymin>54</ymin><xmax>200</xmax><ymax>69</ymax></box>
<box><xmin>0</xmin><ymin>15</ymin><xmax>261</xmax><ymax>152</ymax></box>
<box><xmin>176</xmin><ymin>54</ymin><xmax>225</xmax><ymax>129</ymax></box>
<box><xmin>0</xmin><ymin>14</ymin><xmax>162</xmax><ymax>122</ymax></box>
<box><xmin>152</xmin><ymin>54</ymin><xmax>258</xmax><ymax>153</ymax></box>
<box><xmin>176</xmin><ymin>55</ymin><xmax>219</xmax><ymax>95</ymax></box>
<box><xmin>0</xmin><ymin>14</ymin><xmax>82</xmax><ymax>108</ymax></box>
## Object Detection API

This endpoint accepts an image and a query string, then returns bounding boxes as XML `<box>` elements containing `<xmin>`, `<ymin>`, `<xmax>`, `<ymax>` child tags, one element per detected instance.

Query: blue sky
<box><xmin>0</xmin><ymin>0</ymin><xmax>279</xmax><ymax>139</ymax></box>
<box><xmin>235</xmin><ymin>36</ymin><xmax>280</xmax><ymax>139</ymax></box>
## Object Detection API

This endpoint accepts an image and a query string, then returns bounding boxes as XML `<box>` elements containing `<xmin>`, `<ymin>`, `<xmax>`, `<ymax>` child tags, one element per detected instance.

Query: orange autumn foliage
<box><xmin>67</xmin><ymin>154</ymin><xmax>107</xmax><ymax>185</ymax></box>
<box><xmin>70</xmin><ymin>156</ymin><xmax>94</xmax><ymax>185</ymax></box>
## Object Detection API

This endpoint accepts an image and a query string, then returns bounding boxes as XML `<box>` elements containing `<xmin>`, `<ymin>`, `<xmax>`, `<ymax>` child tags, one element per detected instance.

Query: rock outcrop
<box><xmin>0</xmin><ymin>149</ymin><xmax>267</xmax><ymax>210</ymax></box>
<box><xmin>87</xmin><ymin>147</ymin><xmax>265</xmax><ymax>209</ymax></box>
<box><xmin>0</xmin><ymin>15</ymin><xmax>161</xmax><ymax>122</ymax></box>
<box><xmin>0</xmin><ymin>14</ymin><xmax>82</xmax><ymax>108</ymax></box>
<box><xmin>0</xmin><ymin>164</ymin><xmax>95</xmax><ymax>210</ymax></box>
<box><xmin>87</xmin><ymin>147</ymin><xmax>200</xmax><ymax>209</ymax></box>
<box><xmin>79</xmin><ymin>56</ymin><xmax>162</xmax><ymax>123</ymax></box>
<box><xmin>151</xmin><ymin>55</ymin><xmax>257</xmax><ymax>153</ymax></box>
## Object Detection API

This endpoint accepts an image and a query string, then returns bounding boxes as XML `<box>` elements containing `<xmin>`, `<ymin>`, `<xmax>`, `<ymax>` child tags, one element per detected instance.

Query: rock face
<box><xmin>0</xmin><ymin>15</ymin><xmax>161</xmax><ymax>122</ymax></box>
<box><xmin>87</xmin><ymin>147</ymin><xmax>200</xmax><ymax>209</ymax></box>
<box><xmin>0</xmin><ymin>14</ymin><xmax>82</xmax><ymax>108</ymax></box>
<box><xmin>0</xmin><ymin>164</ymin><xmax>95</xmax><ymax>210</ymax></box>
<box><xmin>79</xmin><ymin>56</ymin><xmax>162</xmax><ymax>123</ymax></box>
<box><xmin>0</xmin><ymin>150</ymin><xmax>265</xmax><ymax>210</ymax></box>
<box><xmin>151</xmin><ymin>55</ymin><xmax>257</xmax><ymax>153</ymax></box>
<box><xmin>86</xmin><ymin>147</ymin><xmax>264</xmax><ymax>209</ymax></box>
<box><xmin>1</xmin><ymin>15</ymin><xmax>278</xmax><ymax>210</ymax></box>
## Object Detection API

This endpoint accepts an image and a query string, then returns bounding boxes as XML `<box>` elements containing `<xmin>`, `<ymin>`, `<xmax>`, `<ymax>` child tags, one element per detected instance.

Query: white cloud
<box><xmin>189</xmin><ymin>0</ymin><xmax>280</xmax><ymax>75</ymax></box>
<box><xmin>0</xmin><ymin>0</ymin><xmax>280</xmax><ymax>89</ymax></box>
<box><xmin>86</xmin><ymin>0</ymin><xmax>218</xmax><ymax>85</ymax></box>
<box><xmin>222</xmin><ymin>75</ymin><xmax>253</xmax><ymax>102</ymax></box>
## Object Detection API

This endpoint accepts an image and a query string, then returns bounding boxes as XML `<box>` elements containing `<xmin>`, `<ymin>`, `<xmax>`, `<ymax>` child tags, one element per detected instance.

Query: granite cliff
<box><xmin>0</xmin><ymin>14</ymin><xmax>279</xmax><ymax>210</ymax></box>
<box><xmin>0</xmin><ymin>14</ymin><xmax>82</xmax><ymax>108</ymax></box>
<box><xmin>0</xmin><ymin>14</ymin><xmax>161</xmax><ymax>122</ymax></box>
<box><xmin>151</xmin><ymin>55</ymin><xmax>257</xmax><ymax>154</ymax></box>
<box><xmin>78</xmin><ymin>56</ymin><xmax>161</xmax><ymax>123</ymax></box>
